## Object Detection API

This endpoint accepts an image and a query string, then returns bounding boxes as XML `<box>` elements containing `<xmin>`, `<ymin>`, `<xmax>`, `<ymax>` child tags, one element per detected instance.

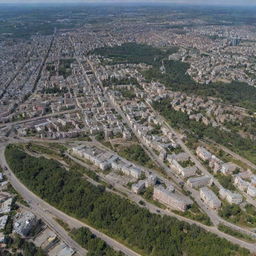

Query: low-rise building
<box><xmin>196</xmin><ymin>146</ymin><xmax>212</xmax><ymax>161</ymax></box>
<box><xmin>153</xmin><ymin>186</ymin><xmax>192</xmax><ymax>212</ymax></box>
<box><xmin>132</xmin><ymin>180</ymin><xmax>145</xmax><ymax>194</ymax></box>
<box><xmin>0</xmin><ymin>198</ymin><xmax>13</xmax><ymax>214</ymax></box>
<box><xmin>200</xmin><ymin>187</ymin><xmax>221</xmax><ymax>209</ymax></box>
<box><xmin>0</xmin><ymin>181</ymin><xmax>8</xmax><ymax>188</ymax></box>
<box><xmin>220</xmin><ymin>163</ymin><xmax>238</xmax><ymax>175</ymax></box>
<box><xmin>169</xmin><ymin>159</ymin><xmax>196</xmax><ymax>178</ymax></box>
<box><xmin>181</xmin><ymin>166</ymin><xmax>197</xmax><ymax>178</ymax></box>
<box><xmin>209</xmin><ymin>156</ymin><xmax>224</xmax><ymax>173</ymax></box>
<box><xmin>169</xmin><ymin>152</ymin><xmax>190</xmax><ymax>162</ymax></box>
<box><xmin>219</xmin><ymin>188</ymin><xmax>243</xmax><ymax>204</ymax></box>
<box><xmin>167</xmin><ymin>184</ymin><xmax>175</xmax><ymax>192</ymax></box>
<box><xmin>238</xmin><ymin>170</ymin><xmax>253</xmax><ymax>180</ymax></box>
<box><xmin>251</xmin><ymin>175</ymin><xmax>256</xmax><ymax>186</ymax></box>
<box><xmin>72</xmin><ymin>145</ymin><xmax>142</xmax><ymax>178</ymax></box>
<box><xmin>0</xmin><ymin>233</ymin><xmax>5</xmax><ymax>244</ymax></box>
<box><xmin>0</xmin><ymin>215</ymin><xmax>8</xmax><ymax>230</ymax></box>
<box><xmin>234</xmin><ymin>176</ymin><xmax>249</xmax><ymax>191</ymax></box>
<box><xmin>145</xmin><ymin>174</ymin><xmax>157</xmax><ymax>188</ymax></box>
<box><xmin>13</xmin><ymin>211</ymin><xmax>38</xmax><ymax>237</ymax></box>
<box><xmin>187</xmin><ymin>176</ymin><xmax>211</xmax><ymax>189</ymax></box>
<box><xmin>169</xmin><ymin>159</ymin><xmax>183</xmax><ymax>173</ymax></box>
<box><xmin>121</xmin><ymin>164</ymin><xmax>142</xmax><ymax>179</ymax></box>
<box><xmin>48</xmin><ymin>241</ymin><xmax>75</xmax><ymax>256</ymax></box>
<box><xmin>128</xmin><ymin>166</ymin><xmax>142</xmax><ymax>179</ymax></box>
<box><xmin>0</xmin><ymin>193</ymin><xmax>9</xmax><ymax>203</ymax></box>
<box><xmin>247</xmin><ymin>185</ymin><xmax>256</xmax><ymax>197</ymax></box>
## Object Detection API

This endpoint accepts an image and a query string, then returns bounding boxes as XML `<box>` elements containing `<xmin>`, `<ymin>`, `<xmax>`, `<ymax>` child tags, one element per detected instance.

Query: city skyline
<box><xmin>1</xmin><ymin>3</ymin><xmax>256</xmax><ymax>256</ymax></box>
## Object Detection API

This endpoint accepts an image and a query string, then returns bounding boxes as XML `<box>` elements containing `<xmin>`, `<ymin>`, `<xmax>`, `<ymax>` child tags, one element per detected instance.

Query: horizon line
<box><xmin>0</xmin><ymin>1</ymin><xmax>256</xmax><ymax>7</ymax></box>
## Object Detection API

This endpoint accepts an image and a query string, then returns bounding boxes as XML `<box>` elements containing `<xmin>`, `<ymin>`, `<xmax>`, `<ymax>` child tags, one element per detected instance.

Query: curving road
<box><xmin>213</xmin><ymin>141</ymin><xmax>256</xmax><ymax>171</ymax></box>
<box><xmin>0</xmin><ymin>144</ymin><xmax>141</xmax><ymax>256</ymax></box>
<box><xmin>67</xmin><ymin>149</ymin><xmax>256</xmax><ymax>253</ymax></box>
<box><xmin>85</xmin><ymin>58</ymin><xmax>256</xmax><ymax>249</ymax></box>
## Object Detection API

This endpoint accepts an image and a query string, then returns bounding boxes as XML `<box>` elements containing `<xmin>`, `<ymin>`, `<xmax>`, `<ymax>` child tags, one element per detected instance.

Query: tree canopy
<box><xmin>5</xmin><ymin>145</ymin><xmax>250</xmax><ymax>256</ymax></box>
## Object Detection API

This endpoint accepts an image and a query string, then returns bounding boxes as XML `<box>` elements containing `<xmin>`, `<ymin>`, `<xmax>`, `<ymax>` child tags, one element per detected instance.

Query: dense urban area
<box><xmin>0</xmin><ymin>3</ymin><xmax>256</xmax><ymax>256</ymax></box>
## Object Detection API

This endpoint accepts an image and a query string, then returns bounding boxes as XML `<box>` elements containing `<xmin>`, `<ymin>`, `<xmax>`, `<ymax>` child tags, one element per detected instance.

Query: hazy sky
<box><xmin>0</xmin><ymin>0</ymin><xmax>255</xmax><ymax>6</ymax></box>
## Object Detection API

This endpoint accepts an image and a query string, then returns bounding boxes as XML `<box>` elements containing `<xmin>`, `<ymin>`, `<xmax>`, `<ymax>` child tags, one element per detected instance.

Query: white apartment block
<box><xmin>200</xmin><ymin>187</ymin><xmax>221</xmax><ymax>209</ymax></box>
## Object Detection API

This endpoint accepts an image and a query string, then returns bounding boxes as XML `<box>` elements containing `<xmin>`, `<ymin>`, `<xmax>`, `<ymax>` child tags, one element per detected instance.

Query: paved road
<box><xmin>0</xmin><ymin>144</ymin><xmax>141</xmax><ymax>256</ymax></box>
<box><xmin>2</xmin><ymin>137</ymin><xmax>256</xmax><ymax>253</ymax></box>
<box><xmin>0</xmin><ymin>146</ymin><xmax>87</xmax><ymax>256</ymax></box>
<box><xmin>85</xmin><ymin>59</ymin><xmax>256</xmax><ymax>249</ymax></box>
<box><xmin>68</xmin><ymin>147</ymin><xmax>256</xmax><ymax>253</ymax></box>
<box><xmin>21</xmin><ymin>203</ymin><xmax>88</xmax><ymax>256</ymax></box>
<box><xmin>148</xmin><ymin>105</ymin><xmax>256</xmax><ymax>235</ymax></box>
<box><xmin>106</xmin><ymin>91</ymin><xmax>221</xmax><ymax>227</ymax></box>
<box><xmin>0</xmin><ymin>109</ymin><xmax>78</xmax><ymax>129</ymax></box>
<box><xmin>86</xmin><ymin>59</ymin><xmax>232</xmax><ymax>228</ymax></box>
<box><xmin>2</xmin><ymin>51</ymin><xmax>255</xmax><ymax>253</ymax></box>
<box><xmin>213</xmin><ymin>142</ymin><xmax>256</xmax><ymax>171</ymax></box>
